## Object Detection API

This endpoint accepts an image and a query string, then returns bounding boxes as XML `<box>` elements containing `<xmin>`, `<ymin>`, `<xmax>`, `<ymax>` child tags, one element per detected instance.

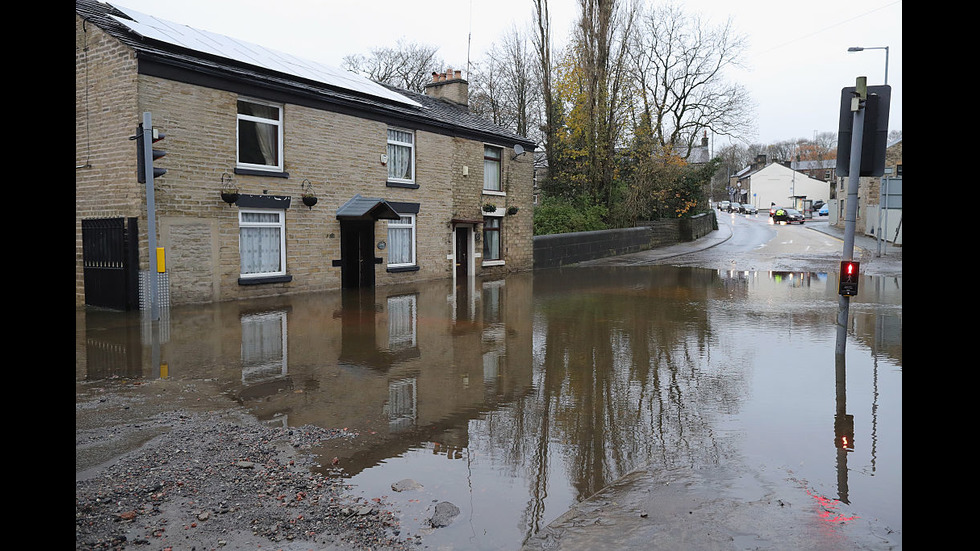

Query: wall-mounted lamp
<box><xmin>220</xmin><ymin>172</ymin><xmax>239</xmax><ymax>204</ymax></box>
<box><xmin>301</xmin><ymin>179</ymin><xmax>318</xmax><ymax>209</ymax></box>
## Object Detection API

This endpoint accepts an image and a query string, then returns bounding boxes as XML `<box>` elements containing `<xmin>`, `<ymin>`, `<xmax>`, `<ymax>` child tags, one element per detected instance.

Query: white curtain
<box><xmin>388</xmin><ymin>129</ymin><xmax>413</xmax><ymax>180</ymax></box>
<box><xmin>483</xmin><ymin>217</ymin><xmax>500</xmax><ymax>259</ymax></box>
<box><xmin>484</xmin><ymin>147</ymin><xmax>501</xmax><ymax>191</ymax></box>
<box><xmin>240</xmin><ymin>212</ymin><xmax>282</xmax><ymax>274</ymax></box>
<box><xmin>387</xmin><ymin>219</ymin><xmax>413</xmax><ymax>265</ymax></box>
<box><xmin>255</xmin><ymin>121</ymin><xmax>277</xmax><ymax>166</ymax></box>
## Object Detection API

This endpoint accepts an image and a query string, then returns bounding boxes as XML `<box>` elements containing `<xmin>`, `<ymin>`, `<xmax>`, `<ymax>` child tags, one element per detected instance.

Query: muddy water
<box><xmin>76</xmin><ymin>266</ymin><xmax>902</xmax><ymax>550</ymax></box>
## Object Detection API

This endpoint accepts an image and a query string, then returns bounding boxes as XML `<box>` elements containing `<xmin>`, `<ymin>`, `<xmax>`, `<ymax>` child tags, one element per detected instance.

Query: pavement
<box><xmin>520</xmin><ymin>215</ymin><xmax>902</xmax><ymax>551</ymax></box>
<box><xmin>577</xmin><ymin>213</ymin><xmax>902</xmax><ymax>277</ymax></box>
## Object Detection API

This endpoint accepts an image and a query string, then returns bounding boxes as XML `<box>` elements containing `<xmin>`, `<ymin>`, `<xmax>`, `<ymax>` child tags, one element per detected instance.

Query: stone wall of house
<box><xmin>76</xmin><ymin>20</ymin><xmax>534</xmax><ymax>307</ymax></box>
<box><xmin>75</xmin><ymin>17</ymin><xmax>144</xmax><ymax>304</ymax></box>
<box><xmin>834</xmin><ymin>140</ymin><xmax>902</xmax><ymax>240</ymax></box>
<box><xmin>449</xmin><ymin>137</ymin><xmax>535</xmax><ymax>278</ymax></box>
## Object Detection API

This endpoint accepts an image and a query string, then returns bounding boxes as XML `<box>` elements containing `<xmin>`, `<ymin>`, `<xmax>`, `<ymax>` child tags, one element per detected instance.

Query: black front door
<box><xmin>455</xmin><ymin>227</ymin><xmax>469</xmax><ymax>280</ymax></box>
<box><xmin>340</xmin><ymin>221</ymin><xmax>376</xmax><ymax>288</ymax></box>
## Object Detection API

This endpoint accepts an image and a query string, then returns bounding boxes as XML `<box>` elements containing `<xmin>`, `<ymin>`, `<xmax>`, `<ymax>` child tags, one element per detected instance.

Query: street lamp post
<box><xmin>847</xmin><ymin>46</ymin><xmax>889</xmax><ymax>85</ymax></box>
<box><xmin>847</xmin><ymin>46</ymin><xmax>891</xmax><ymax>256</ymax></box>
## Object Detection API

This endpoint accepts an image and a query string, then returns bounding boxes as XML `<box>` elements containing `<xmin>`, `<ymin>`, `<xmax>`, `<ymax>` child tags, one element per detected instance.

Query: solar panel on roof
<box><xmin>108</xmin><ymin>3</ymin><xmax>421</xmax><ymax>108</ymax></box>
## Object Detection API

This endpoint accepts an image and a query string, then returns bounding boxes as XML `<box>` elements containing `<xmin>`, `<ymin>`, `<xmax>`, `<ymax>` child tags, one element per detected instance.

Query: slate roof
<box><xmin>792</xmin><ymin>159</ymin><xmax>836</xmax><ymax>171</ymax></box>
<box><xmin>75</xmin><ymin>0</ymin><xmax>534</xmax><ymax>149</ymax></box>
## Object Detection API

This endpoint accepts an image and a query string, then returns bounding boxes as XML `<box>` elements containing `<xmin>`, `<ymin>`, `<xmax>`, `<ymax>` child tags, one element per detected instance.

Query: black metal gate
<box><xmin>82</xmin><ymin>217</ymin><xmax>140</xmax><ymax>310</ymax></box>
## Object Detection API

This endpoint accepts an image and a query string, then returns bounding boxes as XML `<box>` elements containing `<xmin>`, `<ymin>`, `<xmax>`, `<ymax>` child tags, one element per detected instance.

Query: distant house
<box><xmin>830</xmin><ymin>139</ymin><xmax>902</xmax><ymax>245</ymax></box>
<box><xmin>792</xmin><ymin>159</ymin><xmax>837</xmax><ymax>183</ymax></box>
<box><xmin>731</xmin><ymin>155</ymin><xmax>829</xmax><ymax>211</ymax></box>
<box><xmin>75</xmin><ymin>0</ymin><xmax>535</xmax><ymax>308</ymax></box>
<box><xmin>681</xmin><ymin>132</ymin><xmax>712</xmax><ymax>165</ymax></box>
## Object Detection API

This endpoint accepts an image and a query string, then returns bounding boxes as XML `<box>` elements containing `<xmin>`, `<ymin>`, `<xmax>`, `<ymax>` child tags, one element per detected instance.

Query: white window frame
<box><xmin>237</xmin><ymin>98</ymin><xmax>284</xmax><ymax>172</ymax></box>
<box><xmin>387</xmin><ymin>128</ymin><xmax>415</xmax><ymax>184</ymax></box>
<box><xmin>238</xmin><ymin>208</ymin><xmax>287</xmax><ymax>278</ymax></box>
<box><xmin>482</xmin><ymin>215</ymin><xmax>503</xmax><ymax>264</ymax></box>
<box><xmin>386</xmin><ymin>213</ymin><xmax>416</xmax><ymax>268</ymax></box>
<box><xmin>483</xmin><ymin>145</ymin><xmax>503</xmax><ymax>193</ymax></box>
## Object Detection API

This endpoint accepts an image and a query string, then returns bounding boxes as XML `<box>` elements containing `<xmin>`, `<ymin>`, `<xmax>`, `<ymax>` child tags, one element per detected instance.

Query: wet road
<box><xmin>76</xmin><ymin>213</ymin><xmax>901</xmax><ymax>549</ymax></box>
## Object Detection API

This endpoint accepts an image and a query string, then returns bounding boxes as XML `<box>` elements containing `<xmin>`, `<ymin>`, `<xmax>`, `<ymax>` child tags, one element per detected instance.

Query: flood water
<box><xmin>76</xmin><ymin>265</ymin><xmax>902</xmax><ymax>549</ymax></box>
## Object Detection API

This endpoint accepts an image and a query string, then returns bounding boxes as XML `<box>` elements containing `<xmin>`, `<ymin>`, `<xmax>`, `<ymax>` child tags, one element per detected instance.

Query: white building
<box><xmin>733</xmin><ymin>160</ymin><xmax>830</xmax><ymax>212</ymax></box>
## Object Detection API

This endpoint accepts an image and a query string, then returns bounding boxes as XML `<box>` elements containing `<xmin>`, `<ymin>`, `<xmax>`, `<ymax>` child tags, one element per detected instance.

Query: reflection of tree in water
<box><xmin>476</xmin><ymin>267</ymin><xmax>748</xmax><ymax>544</ymax></box>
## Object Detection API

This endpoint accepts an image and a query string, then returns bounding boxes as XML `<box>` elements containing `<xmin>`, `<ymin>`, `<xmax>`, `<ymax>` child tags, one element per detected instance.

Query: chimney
<box><xmin>424</xmin><ymin>68</ymin><xmax>469</xmax><ymax>110</ymax></box>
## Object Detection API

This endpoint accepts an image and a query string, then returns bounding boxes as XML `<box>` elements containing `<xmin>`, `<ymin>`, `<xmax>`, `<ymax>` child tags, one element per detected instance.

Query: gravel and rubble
<box><xmin>76</xmin><ymin>381</ymin><xmax>421</xmax><ymax>551</ymax></box>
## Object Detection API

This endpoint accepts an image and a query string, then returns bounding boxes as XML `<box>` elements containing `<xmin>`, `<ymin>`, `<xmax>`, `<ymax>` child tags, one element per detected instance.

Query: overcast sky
<box><xmin>106</xmin><ymin>0</ymin><xmax>902</xmax><ymax>147</ymax></box>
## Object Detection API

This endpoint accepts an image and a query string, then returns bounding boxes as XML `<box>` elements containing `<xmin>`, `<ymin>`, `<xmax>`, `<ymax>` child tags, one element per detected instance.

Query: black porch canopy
<box><xmin>336</xmin><ymin>194</ymin><xmax>401</xmax><ymax>221</ymax></box>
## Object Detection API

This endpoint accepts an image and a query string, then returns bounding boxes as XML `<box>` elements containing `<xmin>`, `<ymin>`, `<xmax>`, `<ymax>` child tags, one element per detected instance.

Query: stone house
<box><xmin>830</xmin><ymin>139</ymin><xmax>902</xmax><ymax>244</ymax></box>
<box><xmin>75</xmin><ymin>0</ymin><xmax>536</xmax><ymax>308</ymax></box>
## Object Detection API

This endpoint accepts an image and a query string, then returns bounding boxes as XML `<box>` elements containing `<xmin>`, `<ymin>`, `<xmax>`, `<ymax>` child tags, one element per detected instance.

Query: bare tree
<box><xmin>625</xmin><ymin>3</ymin><xmax>754</xmax><ymax>160</ymax></box>
<box><xmin>532</xmin><ymin>0</ymin><xmax>559</xmax><ymax>177</ymax></box>
<box><xmin>342</xmin><ymin>40</ymin><xmax>444</xmax><ymax>93</ymax></box>
<box><xmin>470</xmin><ymin>26</ymin><xmax>541</xmax><ymax>140</ymax></box>
<box><xmin>571</xmin><ymin>0</ymin><xmax>638</xmax><ymax>207</ymax></box>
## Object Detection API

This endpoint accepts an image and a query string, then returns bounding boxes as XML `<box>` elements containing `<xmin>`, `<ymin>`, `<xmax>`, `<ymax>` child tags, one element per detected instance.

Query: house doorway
<box><xmin>340</xmin><ymin>220</ymin><xmax>377</xmax><ymax>289</ymax></box>
<box><xmin>455</xmin><ymin>226</ymin><xmax>470</xmax><ymax>280</ymax></box>
<box><xmin>335</xmin><ymin>195</ymin><xmax>401</xmax><ymax>289</ymax></box>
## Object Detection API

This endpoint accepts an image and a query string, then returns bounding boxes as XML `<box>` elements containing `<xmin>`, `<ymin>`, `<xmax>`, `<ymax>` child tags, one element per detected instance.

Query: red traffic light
<box><xmin>838</xmin><ymin>261</ymin><xmax>860</xmax><ymax>296</ymax></box>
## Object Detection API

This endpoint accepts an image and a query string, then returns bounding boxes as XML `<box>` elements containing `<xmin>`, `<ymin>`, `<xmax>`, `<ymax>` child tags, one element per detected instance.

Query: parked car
<box><xmin>718</xmin><ymin>201</ymin><xmax>730</xmax><ymax>211</ymax></box>
<box><xmin>741</xmin><ymin>203</ymin><xmax>758</xmax><ymax>214</ymax></box>
<box><xmin>811</xmin><ymin>200</ymin><xmax>825</xmax><ymax>212</ymax></box>
<box><xmin>818</xmin><ymin>204</ymin><xmax>829</xmax><ymax>216</ymax></box>
<box><xmin>773</xmin><ymin>208</ymin><xmax>804</xmax><ymax>224</ymax></box>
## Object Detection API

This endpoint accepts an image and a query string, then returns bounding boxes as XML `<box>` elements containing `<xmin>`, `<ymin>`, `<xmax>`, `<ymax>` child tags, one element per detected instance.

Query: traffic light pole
<box><xmin>141</xmin><ymin>112</ymin><xmax>160</xmax><ymax>322</ymax></box>
<box><xmin>835</xmin><ymin>79</ymin><xmax>866</xmax><ymax>357</ymax></box>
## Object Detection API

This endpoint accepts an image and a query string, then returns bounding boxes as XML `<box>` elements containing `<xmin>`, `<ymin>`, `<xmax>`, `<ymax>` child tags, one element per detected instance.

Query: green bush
<box><xmin>533</xmin><ymin>198</ymin><xmax>609</xmax><ymax>235</ymax></box>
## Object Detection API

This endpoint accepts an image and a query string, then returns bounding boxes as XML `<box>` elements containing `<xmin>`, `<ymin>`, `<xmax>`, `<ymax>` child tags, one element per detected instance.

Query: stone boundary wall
<box><xmin>533</xmin><ymin>211</ymin><xmax>717</xmax><ymax>269</ymax></box>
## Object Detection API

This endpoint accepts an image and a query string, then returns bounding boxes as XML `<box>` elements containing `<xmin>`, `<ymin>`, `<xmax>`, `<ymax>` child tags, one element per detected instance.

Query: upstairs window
<box><xmin>387</xmin><ymin>128</ymin><xmax>415</xmax><ymax>184</ymax></box>
<box><xmin>237</xmin><ymin>99</ymin><xmax>283</xmax><ymax>171</ymax></box>
<box><xmin>483</xmin><ymin>146</ymin><xmax>501</xmax><ymax>192</ymax></box>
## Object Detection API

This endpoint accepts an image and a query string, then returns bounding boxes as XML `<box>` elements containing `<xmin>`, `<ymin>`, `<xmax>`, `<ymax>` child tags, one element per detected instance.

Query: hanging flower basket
<box><xmin>507</xmin><ymin>206</ymin><xmax>519</xmax><ymax>215</ymax></box>
<box><xmin>220</xmin><ymin>173</ymin><xmax>238</xmax><ymax>204</ymax></box>
<box><xmin>301</xmin><ymin>179</ymin><xmax>318</xmax><ymax>209</ymax></box>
